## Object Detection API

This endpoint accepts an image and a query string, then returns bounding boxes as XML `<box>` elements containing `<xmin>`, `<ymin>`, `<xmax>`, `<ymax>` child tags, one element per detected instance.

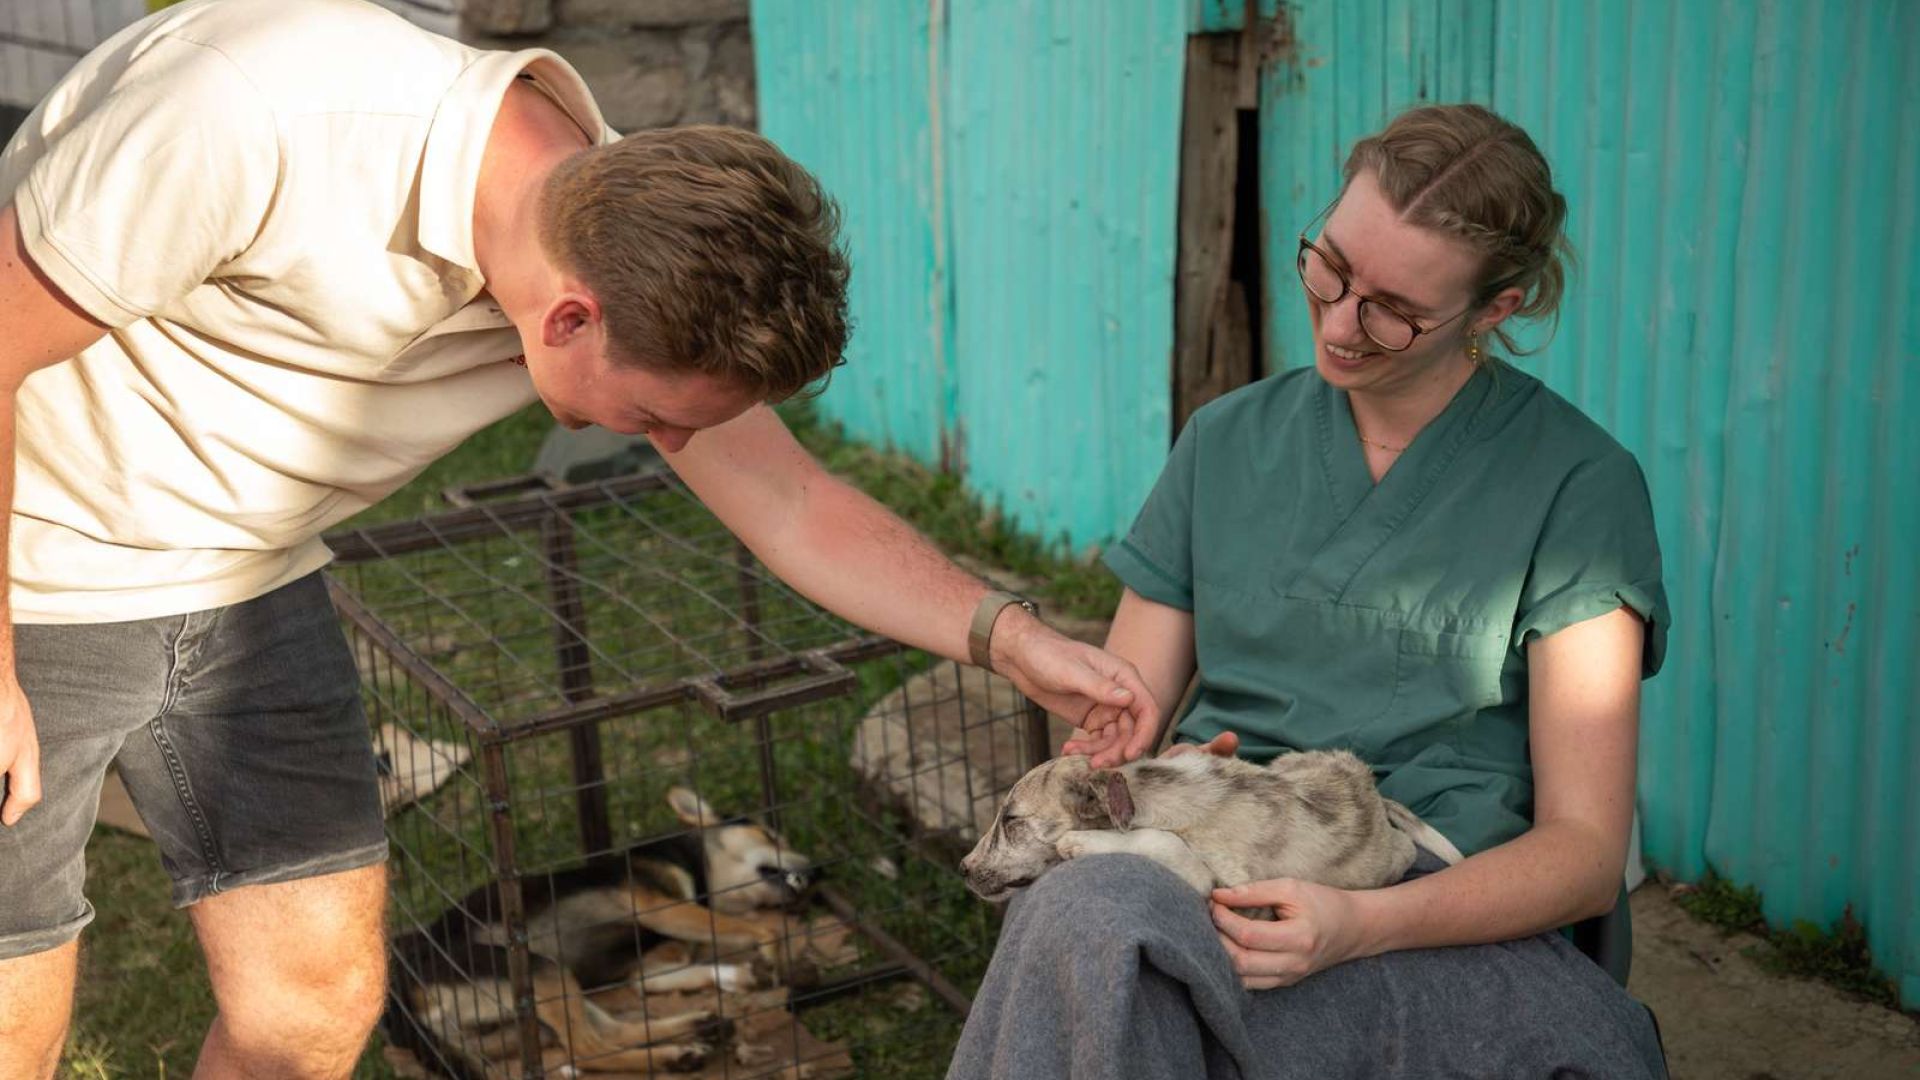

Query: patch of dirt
<box><xmin>1628</xmin><ymin>884</ymin><xmax>1920</xmax><ymax>1079</ymax></box>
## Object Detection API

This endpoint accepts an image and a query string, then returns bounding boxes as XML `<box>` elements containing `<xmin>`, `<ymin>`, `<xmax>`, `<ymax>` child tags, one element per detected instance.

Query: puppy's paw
<box><xmin>663</xmin><ymin>1043</ymin><xmax>712</xmax><ymax>1073</ymax></box>
<box><xmin>691</xmin><ymin>1011</ymin><xmax>735</xmax><ymax>1045</ymax></box>
<box><xmin>735</xmin><ymin>1041</ymin><xmax>778</xmax><ymax>1067</ymax></box>
<box><xmin>1055</xmin><ymin>830</ymin><xmax>1113</xmax><ymax>861</ymax></box>
<box><xmin>715</xmin><ymin>960</ymin><xmax>763</xmax><ymax>993</ymax></box>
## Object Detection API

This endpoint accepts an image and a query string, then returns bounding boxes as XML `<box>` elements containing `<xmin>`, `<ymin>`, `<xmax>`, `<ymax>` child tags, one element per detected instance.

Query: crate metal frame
<box><xmin>326</xmin><ymin>470</ymin><xmax>1050</xmax><ymax>1077</ymax></box>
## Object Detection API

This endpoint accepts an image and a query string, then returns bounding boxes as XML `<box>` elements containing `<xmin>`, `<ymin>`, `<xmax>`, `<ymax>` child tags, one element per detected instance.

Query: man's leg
<box><xmin>0</xmin><ymin>940</ymin><xmax>78</xmax><ymax>1080</ymax></box>
<box><xmin>95</xmin><ymin>572</ymin><xmax>392</xmax><ymax>1077</ymax></box>
<box><xmin>190</xmin><ymin>863</ymin><xmax>388</xmax><ymax>1079</ymax></box>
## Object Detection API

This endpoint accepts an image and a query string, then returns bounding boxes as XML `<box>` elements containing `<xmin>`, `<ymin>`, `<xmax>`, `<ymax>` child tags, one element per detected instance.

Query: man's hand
<box><xmin>1062</xmin><ymin>722</ymin><xmax>1238</xmax><ymax>769</ymax></box>
<box><xmin>0</xmin><ymin>680</ymin><xmax>41</xmax><ymax>827</ymax></box>
<box><xmin>987</xmin><ymin>609</ymin><xmax>1160</xmax><ymax>751</ymax></box>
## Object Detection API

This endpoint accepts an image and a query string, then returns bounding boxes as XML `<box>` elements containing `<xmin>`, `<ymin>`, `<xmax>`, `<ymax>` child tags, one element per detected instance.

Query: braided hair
<box><xmin>1342</xmin><ymin>104</ymin><xmax>1572</xmax><ymax>356</ymax></box>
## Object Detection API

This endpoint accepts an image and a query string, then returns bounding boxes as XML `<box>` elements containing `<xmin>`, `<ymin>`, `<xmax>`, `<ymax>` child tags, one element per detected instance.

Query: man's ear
<box><xmin>541</xmin><ymin>292</ymin><xmax>600</xmax><ymax>348</ymax></box>
<box><xmin>1068</xmin><ymin>770</ymin><xmax>1134</xmax><ymax>831</ymax></box>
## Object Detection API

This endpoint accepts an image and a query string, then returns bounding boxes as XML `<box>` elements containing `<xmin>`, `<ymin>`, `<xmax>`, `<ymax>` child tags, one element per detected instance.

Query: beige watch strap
<box><xmin>968</xmin><ymin>591</ymin><xmax>1038</xmax><ymax>671</ymax></box>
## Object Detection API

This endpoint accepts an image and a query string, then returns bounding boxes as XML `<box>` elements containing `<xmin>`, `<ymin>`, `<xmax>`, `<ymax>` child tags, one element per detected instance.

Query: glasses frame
<box><xmin>1294</xmin><ymin>198</ymin><xmax>1480</xmax><ymax>353</ymax></box>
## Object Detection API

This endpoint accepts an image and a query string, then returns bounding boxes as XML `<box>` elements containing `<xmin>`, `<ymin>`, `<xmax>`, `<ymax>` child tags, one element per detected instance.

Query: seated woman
<box><xmin>947</xmin><ymin>103</ymin><xmax>1671</xmax><ymax>1080</ymax></box>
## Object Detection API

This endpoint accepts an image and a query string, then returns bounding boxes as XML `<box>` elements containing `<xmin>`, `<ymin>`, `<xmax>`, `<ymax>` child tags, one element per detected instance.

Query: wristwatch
<box><xmin>968</xmin><ymin>590</ymin><xmax>1040</xmax><ymax>672</ymax></box>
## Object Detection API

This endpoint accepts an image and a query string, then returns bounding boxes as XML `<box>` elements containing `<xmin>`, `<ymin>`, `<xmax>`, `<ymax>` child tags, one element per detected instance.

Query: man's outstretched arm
<box><xmin>663</xmin><ymin>404</ymin><xmax>1161</xmax><ymax>739</ymax></box>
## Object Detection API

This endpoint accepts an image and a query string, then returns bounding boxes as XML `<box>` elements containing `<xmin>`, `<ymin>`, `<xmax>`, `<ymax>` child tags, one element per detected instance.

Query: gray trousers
<box><xmin>947</xmin><ymin>853</ymin><xmax>1668</xmax><ymax>1080</ymax></box>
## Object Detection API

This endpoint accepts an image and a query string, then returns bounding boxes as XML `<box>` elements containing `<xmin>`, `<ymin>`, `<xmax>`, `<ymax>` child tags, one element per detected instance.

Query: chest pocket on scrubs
<box><xmin>1194</xmin><ymin>583</ymin><xmax>1400</xmax><ymax>728</ymax></box>
<box><xmin>1389</xmin><ymin>627</ymin><xmax>1510</xmax><ymax>719</ymax></box>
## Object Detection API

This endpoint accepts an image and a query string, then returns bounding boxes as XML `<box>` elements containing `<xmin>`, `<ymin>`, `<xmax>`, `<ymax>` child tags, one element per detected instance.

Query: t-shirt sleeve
<box><xmin>11</xmin><ymin>38</ymin><xmax>280</xmax><ymax>327</ymax></box>
<box><xmin>1512</xmin><ymin>449</ymin><xmax>1670</xmax><ymax>676</ymax></box>
<box><xmin>1102</xmin><ymin>415</ymin><xmax>1199</xmax><ymax>611</ymax></box>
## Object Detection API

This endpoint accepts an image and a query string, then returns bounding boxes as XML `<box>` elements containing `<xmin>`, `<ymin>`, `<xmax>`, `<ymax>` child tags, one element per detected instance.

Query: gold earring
<box><xmin>1466</xmin><ymin>330</ymin><xmax>1483</xmax><ymax>366</ymax></box>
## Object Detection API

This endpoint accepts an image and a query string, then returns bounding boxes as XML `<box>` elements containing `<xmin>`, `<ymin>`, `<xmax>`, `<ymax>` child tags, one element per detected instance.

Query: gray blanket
<box><xmin>947</xmin><ymin>850</ymin><xmax>1667</xmax><ymax>1079</ymax></box>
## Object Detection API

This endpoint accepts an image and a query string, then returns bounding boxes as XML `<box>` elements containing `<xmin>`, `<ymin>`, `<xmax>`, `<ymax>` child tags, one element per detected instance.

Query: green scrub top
<box><xmin>1104</xmin><ymin>362</ymin><xmax>1669</xmax><ymax>857</ymax></box>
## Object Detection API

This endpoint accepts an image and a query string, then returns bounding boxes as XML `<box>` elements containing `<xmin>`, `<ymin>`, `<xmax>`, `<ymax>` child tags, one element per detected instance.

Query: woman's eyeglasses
<box><xmin>1294</xmin><ymin>237</ymin><xmax>1473</xmax><ymax>353</ymax></box>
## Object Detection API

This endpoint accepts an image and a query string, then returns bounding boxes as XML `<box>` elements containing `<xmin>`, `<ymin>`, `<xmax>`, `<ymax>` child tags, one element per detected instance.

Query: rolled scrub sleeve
<box><xmin>1512</xmin><ymin>448</ymin><xmax>1671</xmax><ymax>676</ymax></box>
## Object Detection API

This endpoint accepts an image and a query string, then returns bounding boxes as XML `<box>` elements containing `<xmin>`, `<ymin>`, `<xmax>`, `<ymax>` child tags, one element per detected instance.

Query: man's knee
<box><xmin>196</xmin><ymin>868</ymin><xmax>389</xmax><ymax>1059</ymax></box>
<box><xmin>213</xmin><ymin>934</ymin><xmax>387</xmax><ymax>1056</ymax></box>
<box><xmin>231</xmin><ymin>927</ymin><xmax>385</xmax><ymax>1012</ymax></box>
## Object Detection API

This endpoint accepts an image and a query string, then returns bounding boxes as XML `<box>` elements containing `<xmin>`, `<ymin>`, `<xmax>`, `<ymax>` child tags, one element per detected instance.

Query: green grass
<box><xmin>69</xmin><ymin>402</ymin><xmax>1080</xmax><ymax>1077</ymax></box>
<box><xmin>780</xmin><ymin>401</ymin><xmax>1122</xmax><ymax>622</ymax></box>
<box><xmin>1672</xmin><ymin>873</ymin><xmax>1904</xmax><ymax>1011</ymax></box>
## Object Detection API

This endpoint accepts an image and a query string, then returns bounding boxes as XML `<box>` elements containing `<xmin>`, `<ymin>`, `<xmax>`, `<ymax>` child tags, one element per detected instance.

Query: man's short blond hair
<box><xmin>539</xmin><ymin>126</ymin><xmax>850</xmax><ymax>401</ymax></box>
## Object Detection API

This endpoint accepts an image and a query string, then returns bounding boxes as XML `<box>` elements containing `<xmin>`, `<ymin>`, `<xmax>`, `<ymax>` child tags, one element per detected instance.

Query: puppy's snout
<box><xmin>961</xmin><ymin>851</ymin><xmax>1000</xmax><ymax>892</ymax></box>
<box><xmin>963</xmin><ymin>869</ymin><xmax>1033</xmax><ymax>900</ymax></box>
<box><xmin>760</xmin><ymin>863</ymin><xmax>814</xmax><ymax>897</ymax></box>
<box><xmin>960</xmin><ymin>851</ymin><xmax>989</xmax><ymax>893</ymax></box>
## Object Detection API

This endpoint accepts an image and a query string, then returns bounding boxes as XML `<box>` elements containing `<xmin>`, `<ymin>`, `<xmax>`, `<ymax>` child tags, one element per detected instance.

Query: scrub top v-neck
<box><xmin>1105</xmin><ymin>363</ymin><xmax>1669</xmax><ymax>857</ymax></box>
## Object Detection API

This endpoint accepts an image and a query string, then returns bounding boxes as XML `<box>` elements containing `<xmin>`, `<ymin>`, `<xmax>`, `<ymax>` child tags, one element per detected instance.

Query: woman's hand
<box><xmin>1209</xmin><ymin>877</ymin><xmax>1368</xmax><ymax>990</ymax></box>
<box><xmin>1158</xmin><ymin>731</ymin><xmax>1238</xmax><ymax>761</ymax></box>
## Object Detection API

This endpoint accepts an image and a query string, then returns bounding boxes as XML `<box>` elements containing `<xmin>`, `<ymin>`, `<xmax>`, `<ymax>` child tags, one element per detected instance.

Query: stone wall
<box><xmin>458</xmin><ymin>0</ymin><xmax>756</xmax><ymax>133</ymax></box>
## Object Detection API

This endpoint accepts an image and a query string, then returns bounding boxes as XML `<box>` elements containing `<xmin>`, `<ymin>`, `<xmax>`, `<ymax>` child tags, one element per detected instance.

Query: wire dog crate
<box><xmin>323</xmin><ymin>471</ymin><xmax>1049</xmax><ymax>1080</ymax></box>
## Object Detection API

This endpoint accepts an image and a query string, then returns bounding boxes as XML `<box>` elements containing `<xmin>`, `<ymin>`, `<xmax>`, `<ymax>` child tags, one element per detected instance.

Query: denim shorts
<box><xmin>0</xmin><ymin>572</ymin><xmax>387</xmax><ymax>960</ymax></box>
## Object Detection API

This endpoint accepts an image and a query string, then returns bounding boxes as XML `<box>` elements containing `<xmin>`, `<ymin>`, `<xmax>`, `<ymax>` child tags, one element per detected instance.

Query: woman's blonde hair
<box><xmin>1343</xmin><ymin>104</ymin><xmax>1571</xmax><ymax>354</ymax></box>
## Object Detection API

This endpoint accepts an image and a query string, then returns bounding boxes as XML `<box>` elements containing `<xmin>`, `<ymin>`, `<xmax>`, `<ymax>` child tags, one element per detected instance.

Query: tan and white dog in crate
<box><xmin>961</xmin><ymin>749</ymin><xmax>1463</xmax><ymax>911</ymax></box>
<box><xmin>384</xmin><ymin>788</ymin><xmax>817</xmax><ymax>1077</ymax></box>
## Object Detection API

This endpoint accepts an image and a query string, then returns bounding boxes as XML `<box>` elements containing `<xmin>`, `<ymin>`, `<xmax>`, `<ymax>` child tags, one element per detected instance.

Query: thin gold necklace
<box><xmin>1355</xmin><ymin>430</ymin><xmax>1407</xmax><ymax>453</ymax></box>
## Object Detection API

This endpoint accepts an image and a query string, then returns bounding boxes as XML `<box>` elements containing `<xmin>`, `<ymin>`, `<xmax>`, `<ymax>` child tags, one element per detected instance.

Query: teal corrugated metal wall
<box><xmin>1260</xmin><ymin>0</ymin><xmax>1920</xmax><ymax>1002</ymax></box>
<box><xmin>754</xmin><ymin>0</ymin><xmax>1185</xmax><ymax>546</ymax></box>
<box><xmin>752</xmin><ymin>1</ymin><xmax>949</xmax><ymax>464</ymax></box>
<box><xmin>946</xmin><ymin>0</ymin><xmax>1184</xmax><ymax>544</ymax></box>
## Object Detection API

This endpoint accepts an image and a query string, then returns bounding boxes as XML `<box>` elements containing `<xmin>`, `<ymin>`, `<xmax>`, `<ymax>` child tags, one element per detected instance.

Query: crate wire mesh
<box><xmin>325</xmin><ymin>471</ymin><xmax>1048</xmax><ymax>1079</ymax></box>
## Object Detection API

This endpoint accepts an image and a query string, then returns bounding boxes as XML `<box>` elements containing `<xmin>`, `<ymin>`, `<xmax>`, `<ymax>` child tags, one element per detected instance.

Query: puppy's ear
<box><xmin>1104</xmin><ymin>772</ymin><xmax>1135</xmax><ymax>829</ymax></box>
<box><xmin>1067</xmin><ymin>770</ymin><xmax>1136</xmax><ymax>831</ymax></box>
<box><xmin>667</xmin><ymin>787</ymin><xmax>722</xmax><ymax>828</ymax></box>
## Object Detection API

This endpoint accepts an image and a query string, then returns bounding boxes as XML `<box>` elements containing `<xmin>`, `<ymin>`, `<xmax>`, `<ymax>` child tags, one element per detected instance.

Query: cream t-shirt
<box><xmin>1</xmin><ymin>0</ymin><xmax>614</xmax><ymax>623</ymax></box>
